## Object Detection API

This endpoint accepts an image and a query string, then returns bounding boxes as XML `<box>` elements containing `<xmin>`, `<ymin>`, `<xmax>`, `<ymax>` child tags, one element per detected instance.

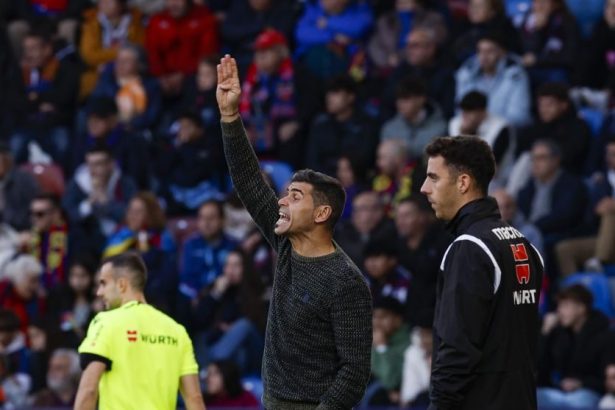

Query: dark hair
<box><xmin>459</xmin><ymin>91</ymin><xmax>488</xmax><ymax>111</ymax></box>
<box><xmin>373</xmin><ymin>296</ymin><xmax>405</xmax><ymax>317</ymax></box>
<box><xmin>425</xmin><ymin>136</ymin><xmax>495</xmax><ymax>195</ymax></box>
<box><xmin>32</xmin><ymin>193</ymin><xmax>61</xmax><ymax>211</ymax></box>
<box><xmin>211</xmin><ymin>360</ymin><xmax>243</xmax><ymax>398</ymax></box>
<box><xmin>86</xmin><ymin>142</ymin><xmax>114</xmax><ymax>159</ymax></box>
<box><xmin>396</xmin><ymin>76</ymin><xmax>427</xmax><ymax>99</ymax></box>
<box><xmin>326</xmin><ymin>75</ymin><xmax>357</xmax><ymax>95</ymax></box>
<box><xmin>557</xmin><ymin>284</ymin><xmax>593</xmax><ymax>311</ymax></box>
<box><xmin>478</xmin><ymin>30</ymin><xmax>508</xmax><ymax>50</ymax></box>
<box><xmin>0</xmin><ymin>310</ymin><xmax>20</xmax><ymax>333</ymax></box>
<box><xmin>291</xmin><ymin>169</ymin><xmax>346</xmax><ymax>231</ymax></box>
<box><xmin>87</xmin><ymin>97</ymin><xmax>118</xmax><ymax>118</ymax></box>
<box><xmin>130</xmin><ymin>192</ymin><xmax>166</xmax><ymax>231</ymax></box>
<box><xmin>25</xmin><ymin>27</ymin><xmax>54</xmax><ymax>44</ymax></box>
<box><xmin>103</xmin><ymin>252</ymin><xmax>147</xmax><ymax>292</ymax></box>
<box><xmin>532</xmin><ymin>138</ymin><xmax>562</xmax><ymax>158</ymax></box>
<box><xmin>176</xmin><ymin>110</ymin><xmax>204</xmax><ymax>129</ymax></box>
<box><xmin>229</xmin><ymin>249</ymin><xmax>266</xmax><ymax>330</ymax></box>
<box><xmin>198</xmin><ymin>199</ymin><xmax>225</xmax><ymax>219</ymax></box>
<box><xmin>363</xmin><ymin>238</ymin><xmax>398</xmax><ymax>258</ymax></box>
<box><xmin>537</xmin><ymin>82</ymin><xmax>570</xmax><ymax>102</ymax></box>
<box><xmin>397</xmin><ymin>193</ymin><xmax>433</xmax><ymax>213</ymax></box>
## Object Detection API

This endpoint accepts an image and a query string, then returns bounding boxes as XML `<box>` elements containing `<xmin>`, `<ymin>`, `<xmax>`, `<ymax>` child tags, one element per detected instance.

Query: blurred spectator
<box><xmin>47</xmin><ymin>257</ymin><xmax>97</xmax><ymax>348</ymax></box>
<box><xmin>452</xmin><ymin>0</ymin><xmax>521</xmax><ymax>65</ymax></box>
<box><xmin>0</xmin><ymin>255</ymin><xmax>45</xmax><ymax>334</ymax></box>
<box><xmin>336</xmin><ymin>154</ymin><xmax>369</xmax><ymax>220</ymax></box>
<box><xmin>555</xmin><ymin>137</ymin><xmax>615</xmax><ymax>276</ymax></box>
<box><xmin>0</xmin><ymin>27</ymin><xmax>22</xmax><ymax>140</ymax></box>
<box><xmin>11</xmin><ymin>28</ymin><xmax>79</xmax><ymax>166</ymax></box>
<box><xmin>128</xmin><ymin>0</ymin><xmax>166</xmax><ymax>15</ymax></box>
<box><xmin>400</xmin><ymin>313</ymin><xmax>432</xmax><ymax>407</ymax></box>
<box><xmin>91</xmin><ymin>44</ymin><xmax>162</xmax><ymax>131</ymax></box>
<box><xmin>516</xmin><ymin>82</ymin><xmax>591</xmax><ymax>175</ymax></box>
<box><xmin>335</xmin><ymin>190</ymin><xmax>397</xmax><ymax>270</ymax></box>
<box><xmin>178</xmin><ymin>200</ymin><xmax>237</xmax><ymax>319</ymax></box>
<box><xmin>204</xmin><ymin>360</ymin><xmax>260</xmax><ymax>408</ymax></box>
<box><xmin>492</xmin><ymin>188</ymin><xmax>544</xmax><ymax>255</ymax></box>
<box><xmin>306</xmin><ymin>76</ymin><xmax>378</xmax><ymax>176</ymax></box>
<box><xmin>455</xmin><ymin>31</ymin><xmax>532</xmax><ymax>127</ymax></box>
<box><xmin>79</xmin><ymin>0</ymin><xmax>146</xmax><ymax>99</ymax></box>
<box><xmin>240</xmin><ymin>29</ymin><xmax>302</xmax><ymax>166</ymax></box>
<box><xmin>194</xmin><ymin>250</ymin><xmax>266</xmax><ymax>373</ymax></box>
<box><xmin>223</xmin><ymin>191</ymin><xmax>257</xmax><ymax>243</ymax></box>
<box><xmin>295</xmin><ymin>0</ymin><xmax>373</xmax><ymax>79</ymax></box>
<box><xmin>382</xmin><ymin>26</ymin><xmax>455</xmax><ymax>119</ymax></box>
<box><xmin>26</xmin><ymin>320</ymin><xmax>50</xmax><ymax>393</ymax></box>
<box><xmin>372</xmin><ymin>139</ymin><xmax>425</xmax><ymax>212</ymax></box>
<box><xmin>29</xmin><ymin>348</ymin><xmax>80</xmax><ymax>407</ymax></box>
<box><xmin>364</xmin><ymin>297</ymin><xmax>410</xmax><ymax>407</ymax></box>
<box><xmin>566</xmin><ymin>0</ymin><xmax>606</xmax><ymax>37</ymax></box>
<box><xmin>380</xmin><ymin>76</ymin><xmax>447</xmax><ymax>161</ymax></box>
<box><xmin>517</xmin><ymin>139</ymin><xmax>588</xmax><ymax>252</ymax></box>
<box><xmin>0</xmin><ymin>309</ymin><xmax>31</xmax><ymax>376</ymax></box>
<box><xmin>7</xmin><ymin>0</ymin><xmax>88</xmax><ymax>56</ymax></box>
<box><xmin>155</xmin><ymin>111</ymin><xmax>226</xmax><ymax>216</ymax></box>
<box><xmin>583</xmin><ymin>0</ymin><xmax>615</xmax><ymax>91</ymax></box>
<box><xmin>103</xmin><ymin>192</ymin><xmax>177</xmax><ymax>313</ymax></box>
<box><xmin>394</xmin><ymin>195</ymin><xmax>449</xmax><ymax>326</ymax></box>
<box><xmin>21</xmin><ymin>194</ymin><xmax>69</xmax><ymax>291</ymax></box>
<box><xmin>146</xmin><ymin>0</ymin><xmax>219</xmax><ymax>97</ymax></box>
<box><xmin>599</xmin><ymin>364</ymin><xmax>615</xmax><ymax>409</ymax></box>
<box><xmin>449</xmin><ymin>91</ymin><xmax>515</xmax><ymax>187</ymax></box>
<box><xmin>363</xmin><ymin>239</ymin><xmax>410</xmax><ymax>304</ymax></box>
<box><xmin>367</xmin><ymin>0</ymin><xmax>447</xmax><ymax>72</ymax></box>
<box><xmin>63</xmin><ymin>144</ymin><xmax>137</xmax><ymax>251</ymax></box>
<box><xmin>80</xmin><ymin>97</ymin><xmax>151</xmax><ymax>189</ymax></box>
<box><xmin>538</xmin><ymin>284</ymin><xmax>612</xmax><ymax>409</ymax></box>
<box><xmin>221</xmin><ymin>0</ymin><xmax>298</xmax><ymax>73</ymax></box>
<box><xmin>517</xmin><ymin>0</ymin><xmax>581</xmax><ymax>85</ymax></box>
<box><xmin>179</xmin><ymin>57</ymin><xmax>222</xmax><ymax>145</ymax></box>
<box><xmin>0</xmin><ymin>143</ymin><xmax>41</xmax><ymax>231</ymax></box>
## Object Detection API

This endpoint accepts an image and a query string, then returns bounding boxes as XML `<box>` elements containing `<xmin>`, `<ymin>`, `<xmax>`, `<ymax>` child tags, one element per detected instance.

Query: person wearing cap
<box><xmin>238</xmin><ymin>28</ymin><xmax>301</xmax><ymax>166</ymax></box>
<box><xmin>455</xmin><ymin>30</ymin><xmax>532</xmax><ymax>127</ymax></box>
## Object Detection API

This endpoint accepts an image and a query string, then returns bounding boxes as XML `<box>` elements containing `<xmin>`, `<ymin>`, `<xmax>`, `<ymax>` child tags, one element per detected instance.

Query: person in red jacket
<box><xmin>145</xmin><ymin>0</ymin><xmax>219</xmax><ymax>97</ymax></box>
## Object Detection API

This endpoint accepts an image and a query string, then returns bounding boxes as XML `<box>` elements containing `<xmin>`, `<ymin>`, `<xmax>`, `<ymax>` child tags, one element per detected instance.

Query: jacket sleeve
<box><xmin>534</xmin><ymin>175</ymin><xmax>588</xmax><ymax>234</ymax></box>
<box><xmin>295</xmin><ymin>5</ymin><xmax>334</xmax><ymax>48</ymax></box>
<box><xmin>324</xmin><ymin>4</ymin><xmax>373</xmax><ymax>40</ymax></box>
<box><xmin>80</xmin><ymin>19</ymin><xmax>119</xmax><ymax>67</ymax></box>
<box><xmin>430</xmin><ymin>241</ymin><xmax>496</xmax><ymax>409</ymax></box>
<box><xmin>502</xmin><ymin>69</ymin><xmax>531</xmax><ymax>127</ymax></box>
<box><xmin>221</xmin><ymin>118</ymin><xmax>280</xmax><ymax>249</ymax></box>
<box><xmin>145</xmin><ymin>19</ymin><xmax>165</xmax><ymax>77</ymax></box>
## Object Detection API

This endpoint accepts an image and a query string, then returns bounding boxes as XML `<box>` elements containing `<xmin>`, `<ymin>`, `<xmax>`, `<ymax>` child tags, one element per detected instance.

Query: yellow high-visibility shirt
<box><xmin>79</xmin><ymin>300</ymin><xmax>198</xmax><ymax>410</ymax></box>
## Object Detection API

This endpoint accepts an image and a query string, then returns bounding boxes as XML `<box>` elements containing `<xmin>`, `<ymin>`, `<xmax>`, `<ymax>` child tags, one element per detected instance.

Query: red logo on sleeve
<box><xmin>515</xmin><ymin>264</ymin><xmax>531</xmax><ymax>284</ymax></box>
<box><xmin>127</xmin><ymin>330</ymin><xmax>138</xmax><ymax>342</ymax></box>
<box><xmin>511</xmin><ymin>244</ymin><xmax>529</xmax><ymax>262</ymax></box>
<box><xmin>511</xmin><ymin>244</ymin><xmax>531</xmax><ymax>285</ymax></box>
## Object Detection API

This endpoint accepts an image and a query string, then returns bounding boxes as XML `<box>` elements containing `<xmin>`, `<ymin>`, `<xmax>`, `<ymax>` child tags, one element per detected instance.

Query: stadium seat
<box><xmin>561</xmin><ymin>272</ymin><xmax>615</xmax><ymax>318</ymax></box>
<box><xmin>260</xmin><ymin>160</ymin><xmax>294</xmax><ymax>194</ymax></box>
<box><xmin>19</xmin><ymin>162</ymin><xmax>65</xmax><ymax>196</ymax></box>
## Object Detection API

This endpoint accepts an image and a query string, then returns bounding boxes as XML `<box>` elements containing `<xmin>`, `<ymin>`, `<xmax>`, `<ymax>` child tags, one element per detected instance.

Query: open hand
<box><xmin>216</xmin><ymin>55</ymin><xmax>241</xmax><ymax>121</ymax></box>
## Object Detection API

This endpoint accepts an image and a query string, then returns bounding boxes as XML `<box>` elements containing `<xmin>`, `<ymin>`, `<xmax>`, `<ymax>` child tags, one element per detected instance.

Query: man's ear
<box><xmin>117</xmin><ymin>276</ymin><xmax>129</xmax><ymax>293</ymax></box>
<box><xmin>314</xmin><ymin>205</ymin><xmax>333</xmax><ymax>225</ymax></box>
<box><xmin>457</xmin><ymin>173</ymin><xmax>472</xmax><ymax>195</ymax></box>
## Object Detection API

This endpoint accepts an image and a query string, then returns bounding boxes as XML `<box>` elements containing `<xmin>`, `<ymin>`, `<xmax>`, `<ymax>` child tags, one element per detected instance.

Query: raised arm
<box><xmin>217</xmin><ymin>55</ymin><xmax>281</xmax><ymax>248</ymax></box>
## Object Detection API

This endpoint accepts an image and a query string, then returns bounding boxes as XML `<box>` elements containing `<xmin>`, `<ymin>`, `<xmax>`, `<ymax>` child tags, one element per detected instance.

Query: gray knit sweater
<box><xmin>221</xmin><ymin>119</ymin><xmax>372</xmax><ymax>410</ymax></box>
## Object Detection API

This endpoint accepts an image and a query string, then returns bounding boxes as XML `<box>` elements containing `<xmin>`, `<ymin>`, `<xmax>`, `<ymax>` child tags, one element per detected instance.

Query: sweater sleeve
<box><xmin>318</xmin><ymin>274</ymin><xmax>372</xmax><ymax>409</ymax></box>
<box><xmin>221</xmin><ymin>118</ymin><xmax>280</xmax><ymax>249</ymax></box>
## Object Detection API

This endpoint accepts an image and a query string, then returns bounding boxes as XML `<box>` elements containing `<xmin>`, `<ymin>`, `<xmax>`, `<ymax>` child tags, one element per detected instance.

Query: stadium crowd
<box><xmin>0</xmin><ymin>0</ymin><xmax>615</xmax><ymax>408</ymax></box>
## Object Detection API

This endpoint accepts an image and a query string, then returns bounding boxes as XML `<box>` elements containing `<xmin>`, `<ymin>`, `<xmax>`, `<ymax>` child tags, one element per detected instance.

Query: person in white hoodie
<box><xmin>400</xmin><ymin>314</ymin><xmax>432</xmax><ymax>408</ymax></box>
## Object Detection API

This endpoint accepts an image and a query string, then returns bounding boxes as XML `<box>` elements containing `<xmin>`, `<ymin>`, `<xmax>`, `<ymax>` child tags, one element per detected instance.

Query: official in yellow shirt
<box><xmin>75</xmin><ymin>252</ymin><xmax>205</xmax><ymax>410</ymax></box>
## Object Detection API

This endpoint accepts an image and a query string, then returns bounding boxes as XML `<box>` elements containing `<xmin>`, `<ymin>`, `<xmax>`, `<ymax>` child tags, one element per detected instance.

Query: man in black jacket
<box><xmin>421</xmin><ymin>136</ymin><xmax>544</xmax><ymax>409</ymax></box>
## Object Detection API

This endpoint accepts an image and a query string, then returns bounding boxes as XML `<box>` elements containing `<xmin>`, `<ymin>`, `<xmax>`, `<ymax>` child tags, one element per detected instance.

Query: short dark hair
<box><xmin>87</xmin><ymin>97</ymin><xmax>118</xmax><ymax>118</ymax></box>
<box><xmin>397</xmin><ymin>193</ymin><xmax>432</xmax><ymax>213</ymax></box>
<box><xmin>363</xmin><ymin>238</ymin><xmax>398</xmax><ymax>258</ymax></box>
<box><xmin>86</xmin><ymin>142</ymin><xmax>114</xmax><ymax>159</ymax></box>
<box><xmin>532</xmin><ymin>138</ymin><xmax>562</xmax><ymax>158</ymax></box>
<box><xmin>557</xmin><ymin>284</ymin><xmax>593</xmax><ymax>312</ymax></box>
<box><xmin>425</xmin><ymin>136</ymin><xmax>495</xmax><ymax>195</ymax></box>
<box><xmin>176</xmin><ymin>110</ymin><xmax>204</xmax><ymax>129</ymax></box>
<box><xmin>459</xmin><ymin>91</ymin><xmax>488</xmax><ymax>111</ymax></box>
<box><xmin>373</xmin><ymin>297</ymin><xmax>405</xmax><ymax>317</ymax></box>
<box><xmin>211</xmin><ymin>360</ymin><xmax>243</xmax><ymax>398</ymax></box>
<box><xmin>478</xmin><ymin>30</ymin><xmax>508</xmax><ymax>50</ymax></box>
<box><xmin>103</xmin><ymin>252</ymin><xmax>147</xmax><ymax>292</ymax></box>
<box><xmin>199</xmin><ymin>199</ymin><xmax>225</xmax><ymax>219</ymax></box>
<box><xmin>291</xmin><ymin>169</ymin><xmax>346</xmax><ymax>231</ymax></box>
<box><xmin>0</xmin><ymin>309</ymin><xmax>20</xmax><ymax>333</ymax></box>
<box><xmin>537</xmin><ymin>82</ymin><xmax>570</xmax><ymax>102</ymax></box>
<box><xmin>326</xmin><ymin>75</ymin><xmax>357</xmax><ymax>95</ymax></box>
<box><xmin>396</xmin><ymin>76</ymin><xmax>427</xmax><ymax>99</ymax></box>
<box><xmin>32</xmin><ymin>193</ymin><xmax>61</xmax><ymax>211</ymax></box>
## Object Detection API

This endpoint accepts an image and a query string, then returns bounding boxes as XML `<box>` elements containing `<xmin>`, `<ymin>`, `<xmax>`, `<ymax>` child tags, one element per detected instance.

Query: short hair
<box><xmin>103</xmin><ymin>252</ymin><xmax>148</xmax><ymax>292</ymax></box>
<box><xmin>51</xmin><ymin>348</ymin><xmax>81</xmax><ymax>380</ymax></box>
<box><xmin>4</xmin><ymin>253</ymin><xmax>43</xmax><ymax>283</ymax></box>
<box><xmin>199</xmin><ymin>199</ymin><xmax>225</xmax><ymax>219</ymax></box>
<box><xmin>459</xmin><ymin>91</ymin><xmax>488</xmax><ymax>111</ymax></box>
<box><xmin>32</xmin><ymin>193</ymin><xmax>61</xmax><ymax>211</ymax></box>
<box><xmin>557</xmin><ymin>284</ymin><xmax>593</xmax><ymax>311</ymax></box>
<box><xmin>532</xmin><ymin>138</ymin><xmax>562</xmax><ymax>158</ymax></box>
<box><xmin>477</xmin><ymin>30</ymin><xmax>508</xmax><ymax>50</ymax></box>
<box><xmin>0</xmin><ymin>309</ymin><xmax>20</xmax><ymax>333</ymax></box>
<box><xmin>396</xmin><ymin>76</ymin><xmax>427</xmax><ymax>99</ymax></box>
<box><xmin>176</xmin><ymin>110</ymin><xmax>204</xmax><ymax>129</ymax></box>
<box><xmin>25</xmin><ymin>27</ymin><xmax>53</xmax><ymax>44</ymax></box>
<box><xmin>425</xmin><ymin>136</ymin><xmax>495</xmax><ymax>195</ymax></box>
<box><xmin>326</xmin><ymin>75</ymin><xmax>356</xmax><ymax>95</ymax></box>
<box><xmin>291</xmin><ymin>169</ymin><xmax>346</xmax><ymax>231</ymax></box>
<box><xmin>537</xmin><ymin>82</ymin><xmax>570</xmax><ymax>102</ymax></box>
<box><xmin>373</xmin><ymin>296</ymin><xmax>405</xmax><ymax>317</ymax></box>
<box><xmin>118</xmin><ymin>43</ymin><xmax>148</xmax><ymax>74</ymax></box>
<box><xmin>397</xmin><ymin>193</ymin><xmax>432</xmax><ymax>213</ymax></box>
<box><xmin>363</xmin><ymin>238</ymin><xmax>398</xmax><ymax>258</ymax></box>
<box><xmin>86</xmin><ymin>143</ymin><xmax>114</xmax><ymax>159</ymax></box>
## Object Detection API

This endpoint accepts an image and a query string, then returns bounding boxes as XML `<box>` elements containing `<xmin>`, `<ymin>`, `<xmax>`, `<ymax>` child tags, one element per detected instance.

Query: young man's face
<box><xmin>556</xmin><ymin>299</ymin><xmax>587</xmax><ymax>328</ymax></box>
<box><xmin>460</xmin><ymin>109</ymin><xmax>487</xmax><ymax>134</ymax></box>
<box><xmin>477</xmin><ymin>39</ymin><xmax>503</xmax><ymax>73</ymax></box>
<box><xmin>30</xmin><ymin>198</ymin><xmax>56</xmax><ymax>232</ymax></box>
<box><xmin>96</xmin><ymin>263</ymin><xmax>123</xmax><ymax>310</ymax></box>
<box><xmin>276</xmin><ymin>182</ymin><xmax>321</xmax><ymax>236</ymax></box>
<box><xmin>197</xmin><ymin>203</ymin><xmax>224</xmax><ymax>241</ymax></box>
<box><xmin>326</xmin><ymin>90</ymin><xmax>354</xmax><ymax>116</ymax></box>
<box><xmin>395</xmin><ymin>201</ymin><xmax>423</xmax><ymax>238</ymax></box>
<box><xmin>364</xmin><ymin>254</ymin><xmax>397</xmax><ymax>280</ymax></box>
<box><xmin>421</xmin><ymin>155</ymin><xmax>462</xmax><ymax>221</ymax></box>
<box><xmin>254</xmin><ymin>48</ymin><xmax>282</xmax><ymax>75</ymax></box>
<box><xmin>372</xmin><ymin>308</ymin><xmax>402</xmax><ymax>338</ymax></box>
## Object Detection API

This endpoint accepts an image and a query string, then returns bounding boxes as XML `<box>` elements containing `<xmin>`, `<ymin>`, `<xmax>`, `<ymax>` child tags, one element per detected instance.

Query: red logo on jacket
<box><xmin>127</xmin><ymin>330</ymin><xmax>138</xmax><ymax>342</ymax></box>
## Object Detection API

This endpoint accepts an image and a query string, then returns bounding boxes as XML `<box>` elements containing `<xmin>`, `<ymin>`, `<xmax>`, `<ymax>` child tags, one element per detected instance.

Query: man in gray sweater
<box><xmin>216</xmin><ymin>55</ymin><xmax>372</xmax><ymax>409</ymax></box>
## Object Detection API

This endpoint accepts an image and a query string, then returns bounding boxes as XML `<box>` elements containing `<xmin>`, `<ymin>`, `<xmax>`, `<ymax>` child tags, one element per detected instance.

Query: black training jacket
<box><xmin>428</xmin><ymin>197</ymin><xmax>543</xmax><ymax>410</ymax></box>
